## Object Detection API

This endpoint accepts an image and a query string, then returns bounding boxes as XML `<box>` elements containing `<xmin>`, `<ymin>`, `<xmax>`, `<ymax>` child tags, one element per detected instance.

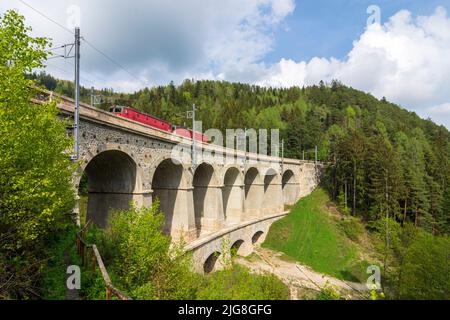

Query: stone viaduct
<box><xmin>50</xmin><ymin>95</ymin><xmax>323</xmax><ymax>273</ymax></box>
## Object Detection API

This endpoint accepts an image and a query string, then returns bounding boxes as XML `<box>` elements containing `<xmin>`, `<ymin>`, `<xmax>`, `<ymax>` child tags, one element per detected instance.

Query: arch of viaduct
<box><xmin>56</xmin><ymin>98</ymin><xmax>323</xmax><ymax>273</ymax></box>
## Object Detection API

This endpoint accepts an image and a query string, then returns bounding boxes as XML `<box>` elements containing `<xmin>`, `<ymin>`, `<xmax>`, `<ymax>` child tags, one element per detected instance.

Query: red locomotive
<box><xmin>109</xmin><ymin>106</ymin><xmax>208</xmax><ymax>143</ymax></box>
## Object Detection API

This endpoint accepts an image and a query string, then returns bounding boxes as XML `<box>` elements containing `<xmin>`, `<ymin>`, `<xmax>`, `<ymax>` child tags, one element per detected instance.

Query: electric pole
<box><xmin>46</xmin><ymin>29</ymin><xmax>81</xmax><ymax>162</ymax></box>
<box><xmin>244</xmin><ymin>128</ymin><xmax>248</xmax><ymax>165</ymax></box>
<box><xmin>90</xmin><ymin>86</ymin><xmax>94</xmax><ymax>107</ymax></box>
<box><xmin>71</xmin><ymin>27</ymin><xmax>81</xmax><ymax>161</ymax></box>
<box><xmin>90</xmin><ymin>86</ymin><xmax>101</xmax><ymax>107</ymax></box>
<box><xmin>190</xmin><ymin>104</ymin><xmax>197</xmax><ymax>170</ymax></box>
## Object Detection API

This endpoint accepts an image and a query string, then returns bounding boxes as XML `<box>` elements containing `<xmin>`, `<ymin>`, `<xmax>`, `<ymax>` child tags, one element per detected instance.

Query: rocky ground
<box><xmin>236</xmin><ymin>247</ymin><xmax>368</xmax><ymax>300</ymax></box>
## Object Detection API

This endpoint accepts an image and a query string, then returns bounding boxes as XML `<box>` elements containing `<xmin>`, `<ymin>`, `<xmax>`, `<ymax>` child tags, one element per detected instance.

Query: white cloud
<box><xmin>260</xmin><ymin>7</ymin><xmax>450</xmax><ymax>128</ymax></box>
<box><xmin>1</xmin><ymin>1</ymin><xmax>449</xmax><ymax>128</ymax></box>
<box><xmin>429</xmin><ymin>103</ymin><xmax>450</xmax><ymax>115</ymax></box>
<box><xmin>425</xmin><ymin>103</ymin><xmax>450</xmax><ymax>128</ymax></box>
<box><xmin>1</xmin><ymin>0</ymin><xmax>295</xmax><ymax>89</ymax></box>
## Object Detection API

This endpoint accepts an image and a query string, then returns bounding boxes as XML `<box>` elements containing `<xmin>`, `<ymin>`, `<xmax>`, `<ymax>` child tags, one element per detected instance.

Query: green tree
<box><xmin>196</xmin><ymin>265</ymin><xmax>289</xmax><ymax>300</ymax></box>
<box><xmin>395</xmin><ymin>131</ymin><xmax>431</xmax><ymax>228</ymax></box>
<box><xmin>23</xmin><ymin>40</ymin><xmax>450</xmax><ymax>238</ymax></box>
<box><xmin>337</xmin><ymin>130</ymin><xmax>366</xmax><ymax>216</ymax></box>
<box><xmin>397</xmin><ymin>230</ymin><xmax>449</xmax><ymax>299</ymax></box>
<box><xmin>0</xmin><ymin>10</ymin><xmax>75</xmax><ymax>299</ymax></box>
<box><xmin>101</xmin><ymin>203</ymin><xmax>198</xmax><ymax>300</ymax></box>
<box><xmin>366</xmin><ymin>127</ymin><xmax>401</xmax><ymax>222</ymax></box>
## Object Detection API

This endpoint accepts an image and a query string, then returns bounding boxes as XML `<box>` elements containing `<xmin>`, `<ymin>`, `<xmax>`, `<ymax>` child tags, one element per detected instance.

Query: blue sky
<box><xmin>2</xmin><ymin>0</ymin><xmax>450</xmax><ymax>128</ymax></box>
<box><xmin>267</xmin><ymin>0</ymin><xmax>450</xmax><ymax>63</ymax></box>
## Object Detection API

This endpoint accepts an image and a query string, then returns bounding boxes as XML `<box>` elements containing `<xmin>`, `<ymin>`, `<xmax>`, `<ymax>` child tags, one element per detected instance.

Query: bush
<box><xmin>339</xmin><ymin>216</ymin><xmax>365</xmax><ymax>241</ymax></box>
<box><xmin>80</xmin><ymin>270</ymin><xmax>109</xmax><ymax>300</ymax></box>
<box><xmin>397</xmin><ymin>231</ymin><xmax>449</xmax><ymax>300</ymax></box>
<box><xmin>40</xmin><ymin>225</ymin><xmax>78</xmax><ymax>300</ymax></box>
<box><xmin>0</xmin><ymin>10</ymin><xmax>75</xmax><ymax>299</ymax></box>
<box><xmin>316</xmin><ymin>282</ymin><xmax>342</xmax><ymax>300</ymax></box>
<box><xmin>98</xmin><ymin>203</ymin><xmax>199</xmax><ymax>300</ymax></box>
<box><xmin>197</xmin><ymin>265</ymin><xmax>289</xmax><ymax>300</ymax></box>
<box><xmin>86</xmin><ymin>203</ymin><xmax>291</xmax><ymax>301</ymax></box>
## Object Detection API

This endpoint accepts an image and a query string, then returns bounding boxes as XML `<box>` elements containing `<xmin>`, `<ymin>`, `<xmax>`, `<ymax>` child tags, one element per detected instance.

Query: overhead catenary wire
<box><xmin>18</xmin><ymin>0</ymin><xmax>152</xmax><ymax>89</ymax></box>
<box><xmin>63</xmin><ymin>59</ymin><xmax>107</xmax><ymax>86</ymax></box>
<box><xmin>43</xmin><ymin>62</ymin><xmax>97</xmax><ymax>87</ymax></box>
<box><xmin>47</xmin><ymin>54</ymin><xmax>66</xmax><ymax>60</ymax></box>
<box><xmin>45</xmin><ymin>58</ymin><xmax>122</xmax><ymax>91</ymax></box>
<box><xmin>43</xmin><ymin>62</ymin><xmax>72</xmax><ymax>76</ymax></box>
<box><xmin>45</xmin><ymin>45</ymin><xmax>69</xmax><ymax>53</ymax></box>
<box><xmin>18</xmin><ymin>0</ymin><xmax>74</xmax><ymax>35</ymax></box>
<box><xmin>81</xmin><ymin>38</ymin><xmax>152</xmax><ymax>88</ymax></box>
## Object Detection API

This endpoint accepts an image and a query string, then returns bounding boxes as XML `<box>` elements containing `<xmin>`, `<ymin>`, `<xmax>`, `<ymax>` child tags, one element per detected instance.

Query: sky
<box><xmin>2</xmin><ymin>0</ymin><xmax>450</xmax><ymax>129</ymax></box>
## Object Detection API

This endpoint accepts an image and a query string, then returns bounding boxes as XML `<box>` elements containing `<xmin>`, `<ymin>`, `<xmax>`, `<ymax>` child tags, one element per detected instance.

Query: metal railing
<box><xmin>76</xmin><ymin>220</ymin><xmax>131</xmax><ymax>300</ymax></box>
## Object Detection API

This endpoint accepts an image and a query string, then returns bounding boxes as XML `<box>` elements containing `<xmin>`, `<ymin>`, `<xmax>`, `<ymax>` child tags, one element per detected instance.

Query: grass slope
<box><xmin>263</xmin><ymin>188</ymin><xmax>370</xmax><ymax>282</ymax></box>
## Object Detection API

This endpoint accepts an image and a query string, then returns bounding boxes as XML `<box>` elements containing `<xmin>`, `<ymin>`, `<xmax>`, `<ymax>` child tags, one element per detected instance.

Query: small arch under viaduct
<box><xmin>185</xmin><ymin>213</ymin><xmax>285</xmax><ymax>274</ymax></box>
<box><xmin>55</xmin><ymin>96</ymin><xmax>323</xmax><ymax>272</ymax></box>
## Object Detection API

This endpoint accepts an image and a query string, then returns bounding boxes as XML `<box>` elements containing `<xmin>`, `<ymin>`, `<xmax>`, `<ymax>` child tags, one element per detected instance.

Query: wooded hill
<box><xmin>30</xmin><ymin>73</ymin><xmax>450</xmax><ymax>236</ymax></box>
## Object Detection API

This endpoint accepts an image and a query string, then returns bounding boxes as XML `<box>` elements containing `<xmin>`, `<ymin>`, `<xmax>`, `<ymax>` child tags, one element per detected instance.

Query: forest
<box><xmin>30</xmin><ymin>72</ymin><xmax>450</xmax><ymax>236</ymax></box>
<box><xmin>1</xmin><ymin>8</ymin><xmax>448</xmax><ymax>300</ymax></box>
<box><xmin>29</xmin><ymin>73</ymin><xmax>449</xmax><ymax>299</ymax></box>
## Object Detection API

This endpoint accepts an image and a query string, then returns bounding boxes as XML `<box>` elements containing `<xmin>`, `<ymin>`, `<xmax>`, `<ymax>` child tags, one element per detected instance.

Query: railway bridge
<box><xmin>51</xmin><ymin>95</ymin><xmax>324</xmax><ymax>273</ymax></box>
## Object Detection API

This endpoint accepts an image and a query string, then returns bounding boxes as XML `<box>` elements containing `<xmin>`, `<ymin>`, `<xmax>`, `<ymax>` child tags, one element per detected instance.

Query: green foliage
<box><xmin>369</xmin><ymin>220</ymin><xmax>449</xmax><ymax>299</ymax></box>
<box><xmin>80</xmin><ymin>269</ymin><xmax>110</xmax><ymax>300</ymax></box>
<box><xmin>263</xmin><ymin>189</ymin><xmax>368</xmax><ymax>282</ymax></box>
<box><xmin>76</xmin><ymin>224</ymin><xmax>122</xmax><ymax>300</ymax></box>
<box><xmin>9</xmin><ymin>10</ymin><xmax>448</xmax><ymax>300</ymax></box>
<box><xmin>368</xmin><ymin>289</ymin><xmax>385</xmax><ymax>300</ymax></box>
<box><xmin>40</xmin><ymin>225</ymin><xmax>79</xmax><ymax>300</ymax></box>
<box><xmin>78</xmin><ymin>173</ymin><xmax>89</xmax><ymax>195</ymax></box>
<box><xmin>0</xmin><ymin>10</ymin><xmax>75</xmax><ymax>299</ymax></box>
<box><xmin>266</xmin><ymin>190</ymin><xmax>449</xmax><ymax>300</ymax></box>
<box><xmin>339</xmin><ymin>216</ymin><xmax>365</xmax><ymax>242</ymax></box>
<box><xmin>368</xmin><ymin>218</ymin><xmax>403</xmax><ymax>260</ymax></box>
<box><xmin>337</xmin><ymin>191</ymin><xmax>351</xmax><ymax>215</ymax></box>
<box><xmin>316</xmin><ymin>282</ymin><xmax>343</xmax><ymax>300</ymax></box>
<box><xmin>84</xmin><ymin>203</ymin><xmax>289</xmax><ymax>301</ymax></box>
<box><xmin>31</xmin><ymin>70</ymin><xmax>450</xmax><ymax>235</ymax></box>
<box><xmin>197</xmin><ymin>265</ymin><xmax>289</xmax><ymax>300</ymax></box>
<box><xmin>367</xmin><ymin>218</ymin><xmax>403</xmax><ymax>280</ymax></box>
<box><xmin>394</xmin><ymin>230</ymin><xmax>449</xmax><ymax>299</ymax></box>
<box><xmin>99</xmin><ymin>203</ymin><xmax>199</xmax><ymax>300</ymax></box>
<box><xmin>78</xmin><ymin>195</ymin><xmax>88</xmax><ymax>227</ymax></box>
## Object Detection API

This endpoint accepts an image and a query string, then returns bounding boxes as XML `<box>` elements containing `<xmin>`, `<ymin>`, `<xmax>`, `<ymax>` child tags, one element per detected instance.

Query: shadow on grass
<box><xmin>338</xmin><ymin>270</ymin><xmax>360</xmax><ymax>282</ymax></box>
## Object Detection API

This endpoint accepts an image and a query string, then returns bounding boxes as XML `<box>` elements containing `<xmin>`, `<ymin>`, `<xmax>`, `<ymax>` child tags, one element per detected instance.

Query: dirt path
<box><xmin>236</xmin><ymin>247</ymin><xmax>368</xmax><ymax>300</ymax></box>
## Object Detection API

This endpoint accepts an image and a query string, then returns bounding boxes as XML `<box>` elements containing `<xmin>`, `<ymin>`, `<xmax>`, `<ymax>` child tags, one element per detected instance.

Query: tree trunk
<box><xmin>385</xmin><ymin>176</ymin><xmax>389</xmax><ymax>218</ymax></box>
<box><xmin>383</xmin><ymin>204</ymin><xmax>390</xmax><ymax>278</ymax></box>
<box><xmin>353</xmin><ymin>172</ymin><xmax>356</xmax><ymax>216</ymax></box>
<box><xmin>344</xmin><ymin>180</ymin><xmax>348</xmax><ymax>211</ymax></box>
<box><xmin>333</xmin><ymin>166</ymin><xmax>337</xmax><ymax>200</ymax></box>
<box><xmin>414</xmin><ymin>207</ymin><xmax>418</xmax><ymax>227</ymax></box>
<box><xmin>397</xmin><ymin>255</ymin><xmax>405</xmax><ymax>299</ymax></box>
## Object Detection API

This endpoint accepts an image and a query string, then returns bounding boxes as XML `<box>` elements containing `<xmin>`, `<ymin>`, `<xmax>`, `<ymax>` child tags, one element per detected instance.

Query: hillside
<box><xmin>28</xmin><ymin>75</ymin><xmax>449</xmax><ymax>300</ymax></box>
<box><xmin>263</xmin><ymin>189</ymin><xmax>377</xmax><ymax>283</ymax></box>
<box><xmin>262</xmin><ymin>189</ymin><xmax>449</xmax><ymax>300</ymax></box>
<box><xmin>3</xmin><ymin>7</ymin><xmax>448</xmax><ymax>303</ymax></box>
<box><xmin>30</xmin><ymin>73</ymin><xmax>450</xmax><ymax>236</ymax></box>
